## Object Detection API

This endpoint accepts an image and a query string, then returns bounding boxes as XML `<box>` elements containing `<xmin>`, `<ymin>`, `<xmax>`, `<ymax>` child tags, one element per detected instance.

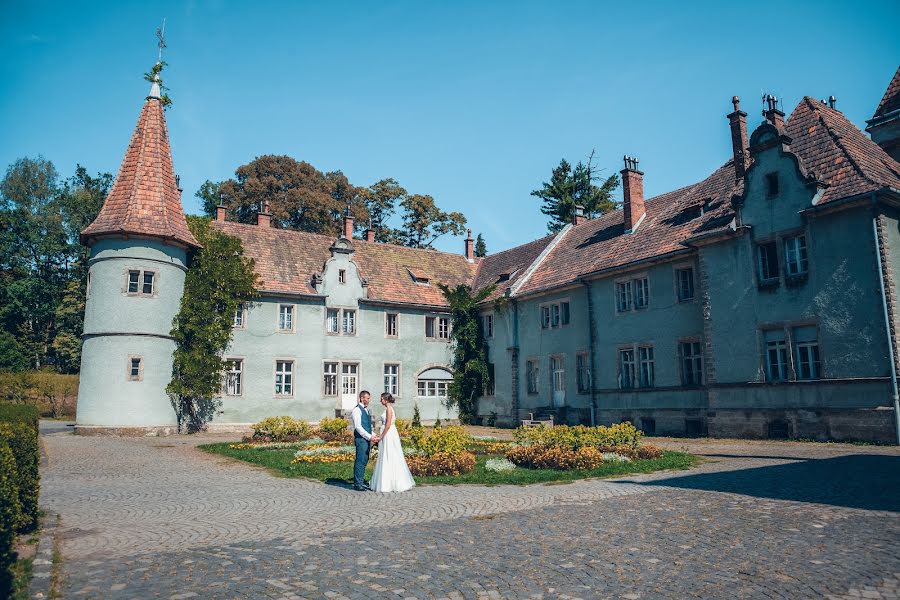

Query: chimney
<box><xmin>366</xmin><ymin>228</ymin><xmax>375</xmax><ymax>242</ymax></box>
<box><xmin>342</xmin><ymin>207</ymin><xmax>354</xmax><ymax>239</ymax></box>
<box><xmin>215</xmin><ymin>202</ymin><xmax>227</xmax><ymax>222</ymax></box>
<box><xmin>828</xmin><ymin>95</ymin><xmax>837</xmax><ymax>109</ymax></box>
<box><xmin>257</xmin><ymin>201</ymin><xmax>271</xmax><ymax>228</ymax></box>
<box><xmin>763</xmin><ymin>94</ymin><xmax>785</xmax><ymax>130</ymax></box>
<box><xmin>464</xmin><ymin>229</ymin><xmax>474</xmax><ymax>262</ymax></box>
<box><xmin>621</xmin><ymin>156</ymin><xmax>645</xmax><ymax>233</ymax></box>
<box><xmin>727</xmin><ymin>96</ymin><xmax>750</xmax><ymax>180</ymax></box>
<box><xmin>572</xmin><ymin>204</ymin><xmax>586</xmax><ymax>226</ymax></box>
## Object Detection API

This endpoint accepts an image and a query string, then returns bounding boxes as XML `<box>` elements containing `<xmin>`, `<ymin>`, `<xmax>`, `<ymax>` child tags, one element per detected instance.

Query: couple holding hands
<box><xmin>350</xmin><ymin>390</ymin><xmax>416</xmax><ymax>493</ymax></box>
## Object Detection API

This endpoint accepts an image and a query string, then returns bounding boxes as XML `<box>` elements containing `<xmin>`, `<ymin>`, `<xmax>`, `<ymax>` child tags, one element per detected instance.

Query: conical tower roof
<box><xmin>81</xmin><ymin>80</ymin><xmax>200</xmax><ymax>248</ymax></box>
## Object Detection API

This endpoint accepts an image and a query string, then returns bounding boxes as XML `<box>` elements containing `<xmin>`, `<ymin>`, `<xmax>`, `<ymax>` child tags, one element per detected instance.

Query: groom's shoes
<box><xmin>352</xmin><ymin>485</ymin><xmax>367</xmax><ymax>491</ymax></box>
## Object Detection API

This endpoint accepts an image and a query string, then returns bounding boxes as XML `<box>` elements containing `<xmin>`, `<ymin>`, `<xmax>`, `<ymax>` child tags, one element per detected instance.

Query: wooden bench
<box><xmin>520</xmin><ymin>413</ymin><xmax>554</xmax><ymax>428</ymax></box>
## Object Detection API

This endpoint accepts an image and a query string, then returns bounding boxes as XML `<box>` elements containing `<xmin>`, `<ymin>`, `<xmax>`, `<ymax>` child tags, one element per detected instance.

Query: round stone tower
<box><xmin>76</xmin><ymin>77</ymin><xmax>200</xmax><ymax>434</ymax></box>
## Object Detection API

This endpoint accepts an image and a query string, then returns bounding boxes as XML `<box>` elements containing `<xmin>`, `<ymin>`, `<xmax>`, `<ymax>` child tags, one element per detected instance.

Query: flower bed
<box><xmin>506</xmin><ymin>424</ymin><xmax>663</xmax><ymax>471</ymax></box>
<box><xmin>513</xmin><ymin>422</ymin><xmax>643</xmax><ymax>450</ymax></box>
<box><xmin>404</xmin><ymin>426</ymin><xmax>476</xmax><ymax>476</ymax></box>
<box><xmin>406</xmin><ymin>451</ymin><xmax>476</xmax><ymax>476</ymax></box>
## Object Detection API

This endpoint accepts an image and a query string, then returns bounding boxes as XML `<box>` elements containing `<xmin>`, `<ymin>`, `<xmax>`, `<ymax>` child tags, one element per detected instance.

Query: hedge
<box><xmin>0</xmin><ymin>404</ymin><xmax>39</xmax><ymax>430</ymax></box>
<box><xmin>0</xmin><ymin>422</ymin><xmax>39</xmax><ymax>532</ymax></box>
<box><xmin>0</xmin><ymin>440</ymin><xmax>21</xmax><ymax>598</ymax></box>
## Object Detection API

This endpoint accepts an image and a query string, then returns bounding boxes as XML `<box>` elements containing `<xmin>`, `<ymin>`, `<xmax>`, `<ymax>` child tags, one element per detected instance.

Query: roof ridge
<box><xmin>509</xmin><ymin>224</ymin><xmax>572</xmax><ymax>297</ymax></box>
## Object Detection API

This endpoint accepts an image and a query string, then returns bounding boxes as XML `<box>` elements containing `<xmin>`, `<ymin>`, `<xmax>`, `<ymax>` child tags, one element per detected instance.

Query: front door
<box><xmin>551</xmin><ymin>356</ymin><xmax>566</xmax><ymax>408</ymax></box>
<box><xmin>341</xmin><ymin>363</ymin><xmax>359</xmax><ymax>411</ymax></box>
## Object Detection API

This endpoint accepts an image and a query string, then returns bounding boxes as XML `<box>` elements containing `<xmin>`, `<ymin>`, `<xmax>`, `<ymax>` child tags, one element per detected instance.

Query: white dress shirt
<box><xmin>351</xmin><ymin>404</ymin><xmax>373</xmax><ymax>441</ymax></box>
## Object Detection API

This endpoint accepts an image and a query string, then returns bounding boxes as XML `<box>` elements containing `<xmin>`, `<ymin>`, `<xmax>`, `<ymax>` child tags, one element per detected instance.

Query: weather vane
<box><xmin>156</xmin><ymin>18</ymin><xmax>167</xmax><ymax>64</ymax></box>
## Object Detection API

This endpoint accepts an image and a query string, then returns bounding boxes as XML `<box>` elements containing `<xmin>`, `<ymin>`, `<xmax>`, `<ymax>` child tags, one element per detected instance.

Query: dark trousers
<box><xmin>353</xmin><ymin>437</ymin><xmax>371</xmax><ymax>487</ymax></box>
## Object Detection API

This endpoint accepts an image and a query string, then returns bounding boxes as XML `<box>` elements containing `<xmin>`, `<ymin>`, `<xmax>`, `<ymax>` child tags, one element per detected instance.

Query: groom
<box><xmin>350</xmin><ymin>390</ymin><xmax>380</xmax><ymax>491</ymax></box>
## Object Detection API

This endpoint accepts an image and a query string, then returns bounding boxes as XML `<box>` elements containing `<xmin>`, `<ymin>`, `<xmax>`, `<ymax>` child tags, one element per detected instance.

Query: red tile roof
<box><xmin>81</xmin><ymin>92</ymin><xmax>199</xmax><ymax>248</ymax></box>
<box><xmin>872</xmin><ymin>66</ymin><xmax>900</xmax><ymax>120</ymax></box>
<box><xmin>472</xmin><ymin>233</ymin><xmax>557</xmax><ymax>302</ymax></box>
<box><xmin>211</xmin><ymin>220</ymin><xmax>479</xmax><ymax>307</ymax></box>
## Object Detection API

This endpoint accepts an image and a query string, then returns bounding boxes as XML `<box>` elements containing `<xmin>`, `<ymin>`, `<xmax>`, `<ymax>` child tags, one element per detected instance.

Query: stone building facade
<box><xmin>77</xmin><ymin>65</ymin><xmax>900</xmax><ymax>441</ymax></box>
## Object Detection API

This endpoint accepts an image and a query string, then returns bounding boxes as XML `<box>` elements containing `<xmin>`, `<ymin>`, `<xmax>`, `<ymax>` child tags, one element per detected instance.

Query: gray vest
<box><xmin>355</xmin><ymin>405</ymin><xmax>372</xmax><ymax>439</ymax></box>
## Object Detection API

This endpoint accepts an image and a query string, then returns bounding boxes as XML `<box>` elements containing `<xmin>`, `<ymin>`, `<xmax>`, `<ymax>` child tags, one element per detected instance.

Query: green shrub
<box><xmin>0</xmin><ymin>422</ymin><xmax>39</xmax><ymax>532</ymax></box>
<box><xmin>513</xmin><ymin>422</ymin><xmax>643</xmax><ymax>450</ymax></box>
<box><xmin>406</xmin><ymin>425</ymin><xmax>469</xmax><ymax>458</ymax></box>
<box><xmin>317</xmin><ymin>417</ymin><xmax>348</xmax><ymax>436</ymax></box>
<box><xmin>505</xmin><ymin>445</ymin><xmax>605</xmax><ymax>470</ymax></box>
<box><xmin>394</xmin><ymin>418</ymin><xmax>411</xmax><ymax>434</ymax></box>
<box><xmin>0</xmin><ymin>404</ymin><xmax>39</xmax><ymax>430</ymax></box>
<box><xmin>411</xmin><ymin>404</ymin><xmax>422</xmax><ymax>428</ymax></box>
<box><xmin>0</xmin><ymin>441</ymin><xmax>21</xmax><ymax>598</ymax></box>
<box><xmin>251</xmin><ymin>416</ymin><xmax>312</xmax><ymax>442</ymax></box>
<box><xmin>407</xmin><ymin>451</ymin><xmax>476</xmax><ymax>476</ymax></box>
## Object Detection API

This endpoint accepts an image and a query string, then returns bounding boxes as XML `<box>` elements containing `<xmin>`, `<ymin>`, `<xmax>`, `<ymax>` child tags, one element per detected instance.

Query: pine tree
<box><xmin>474</xmin><ymin>234</ymin><xmax>487</xmax><ymax>257</ymax></box>
<box><xmin>531</xmin><ymin>151</ymin><xmax>619</xmax><ymax>233</ymax></box>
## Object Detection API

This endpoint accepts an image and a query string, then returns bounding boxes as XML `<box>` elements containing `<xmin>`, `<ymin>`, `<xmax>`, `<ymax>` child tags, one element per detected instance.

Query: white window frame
<box><xmin>385</xmin><ymin>313</ymin><xmax>399</xmax><ymax>338</ymax></box>
<box><xmin>784</xmin><ymin>235</ymin><xmax>808</xmax><ymax>277</ymax></box>
<box><xmin>766</xmin><ymin>337</ymin><xmax>789</xmax><ymax>382</ymax></box>
<box><xmin>675</xmin><ymin>267</ymin><xmax>695</xmax><ymax>302</ymax></box>
<box><xmin>383</xmin><ymin>363</ymin><xmax>400</xmax><ymax>396</ymax></box>
<box><xmin>576</xmin><ymin>352</ymin><xmax>591</xmax><ymax>394</ymax></box>
<box><xmin>483</xmin><ymin>313</ymin><xmax>494</xmax><ymax>338</ymax></box>
<box><xmin>757</xmin><ymin>241</ymin><xmax>779</xmax><ymax>283</ymax></box>
<box><xmin>618</xmin><ymin>348</ymin><xmax>635</xmax><ymax>389</ymax></box>
<box><xmin>126</xmin><ymin>355</ymin><xmax>143</xmax><ymax>381</ymax></box>
<box><xmin>795</xmin><ymin>339</ymin><xmax>820</xmax><ymax>380</ymax></box>
<box><xmin>679</xmin><ymin>341</ymin><xmax>703</xmax><ymax>386</ymax></box>
<box><xmin>274</xmin><ymin>359</ymin><xmax>294</xmax><ymax>396</ymax></box>
<box><xmin>342</xmin><ymin>309</ymin><xmax>356</xmax><ymax>335</ymax></box>
<box><xmin>425</xmin><ymin>315</ymin><xmax>451</xmax><ymax>341</ymax></box>
<box><xmin>540</xmin><ymin>299</ymin><xmax>571</xmax><ymax>329</ymax></box>
<box><xmin>616</xmin><ymin>281</ymin><xmax>633</xmax><ymax>312</ymax></box>
<box><xmin>224</xmin><ymin>358</ymin><xmax>243</xmax><ymax>396</ymax></box>
<box><xmin>633</xmin><ymin>277</ymin><xmax>650</xmax><ymax>309</ymax></box>
<box><xmin>526</xmin><ymin>359</ymin><xmax>539</xmax><ymax>395</ymax></box>
<box><xmin>638</xmin><ymin>346</ymin><xmax>655</xmax><ymax>388</ymax></box>
<box><xmin>325</xmin><ymin>307</ymin><xmax>357</xmax><ymax>336</ymax></box>
<box><xmin>278</xmin><ymin>304</ymin><xmax>295</xmax><ymax>333</ymax></box>
<box><xmin>125</xmin><ymin>268</ymin><xmax>157</xmax><ymax>297</ymax></box>
<box><xmin>323</xmin><ymin>361</ymin><xmax>339</xmax><ymax>396</ymax></box>
<box><xmin>341</xmin><ymin>362</ymin><xmax>360</xmax><ymax>397</ymax></box>
<box><xmin>550</xmin><ymin>355</ymin><xmax>565</xmax><ymax>393</ymax></box>
<box><xmin>233</xmin><ymin>303</ymin><xmax>246</xmax><ymax>329</ymax></box>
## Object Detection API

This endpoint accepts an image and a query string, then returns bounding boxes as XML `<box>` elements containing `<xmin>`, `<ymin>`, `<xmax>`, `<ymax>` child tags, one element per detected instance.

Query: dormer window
<box><xmin>497</xmin><ymin>269</ymin><xmax>519</xmax><ymax>283</ymax></box>
<box><xmin>338</xmin><ymin>269</ymin><xmax>346</xmax><ymax>284</ymax></box>
<box><xmin>765</xmin><ymin>173</ymin><xmax>779</xmax><ymax>198</ymax></box>
<box><xmin>407</xmin><ymin>267</ymin><xmax>430</xmax><ymax>285</ymax></box>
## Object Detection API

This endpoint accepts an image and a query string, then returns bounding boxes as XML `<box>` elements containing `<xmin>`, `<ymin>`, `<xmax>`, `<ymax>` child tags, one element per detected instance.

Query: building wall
<box><xmin>76</xmin><ymin>238</ymin><xmax>188</xmax><ymax>429</ymax></box>
<box><xmin>214</xmin><ymin>246</ymin><xmax>457</xmax><ymax>425</ymax></box>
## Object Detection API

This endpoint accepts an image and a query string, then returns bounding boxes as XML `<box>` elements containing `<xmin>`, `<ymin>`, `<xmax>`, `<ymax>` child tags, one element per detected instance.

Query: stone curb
<box><xmin>28</xmin><ymin>513</ymin><xmax>58</xmax><ymax>599</ymax></box>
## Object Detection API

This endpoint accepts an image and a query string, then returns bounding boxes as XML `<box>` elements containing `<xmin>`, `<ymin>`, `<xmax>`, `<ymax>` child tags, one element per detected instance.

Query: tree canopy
<box><xmin>474</xmin><ymin>233</ymin><xmax>487</xmax><ymax>258</ymax></box>
<box><xmin>0</xmin><ymin>157</ymin><xmax>111</xmax><ymax>372</ymax></box>
<box><xmin>202</xmin><ymin>155</ymin><xmax>466</xmax><ymax>248</ymax></box>
<box><xmin>531</xmin><ymin>151</ymin><xmax>619</xmax><ymax>233</ymax></box>
<box><xmin>167</xmin><ymin>217</ymin><xmax>259</xmax><ymax>432</ymax></box>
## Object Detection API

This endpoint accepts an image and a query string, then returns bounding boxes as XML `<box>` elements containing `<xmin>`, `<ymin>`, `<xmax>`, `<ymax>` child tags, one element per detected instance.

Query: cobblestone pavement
<box><xmin>40</xmin><ymin>428</ymin><xmax>900</xmax><ymax>599</ymax></box>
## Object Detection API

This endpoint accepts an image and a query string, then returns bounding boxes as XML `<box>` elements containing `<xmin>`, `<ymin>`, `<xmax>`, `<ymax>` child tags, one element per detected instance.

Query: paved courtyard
<box><xmin>40</xmin><ymin>425</ymin><xmax>900</xmax><ymax>599</ymax></box>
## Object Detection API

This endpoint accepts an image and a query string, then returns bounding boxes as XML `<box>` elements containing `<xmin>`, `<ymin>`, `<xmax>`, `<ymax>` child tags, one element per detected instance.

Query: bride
<box><xmin>370</xmin><ymin>392</ymin><xmax>416</xmax><ymax>493</ymax></box>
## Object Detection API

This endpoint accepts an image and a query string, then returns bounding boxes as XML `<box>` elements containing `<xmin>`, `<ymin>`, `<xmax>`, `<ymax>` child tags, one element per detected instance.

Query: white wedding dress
<box><xmin>371</xmin><ymin>407</ymin><xmax>416</xmax><ymax>493</ymax></box>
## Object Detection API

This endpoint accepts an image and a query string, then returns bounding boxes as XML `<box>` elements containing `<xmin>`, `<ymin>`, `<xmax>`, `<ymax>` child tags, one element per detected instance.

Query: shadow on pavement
<box><xmin>629</xmin><ymin>454</ymin><xmax>900</xmax><ymax>512</ymax></box>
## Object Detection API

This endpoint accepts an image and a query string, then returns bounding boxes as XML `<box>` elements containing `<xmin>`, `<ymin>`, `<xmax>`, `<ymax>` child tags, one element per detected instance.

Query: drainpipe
<box><xmin>581</xmin><ymin>279</ymin><xmax>598</xmax><ymax>426</ymax></box>
<box><xmin>511</xmin><ymin>297</ymin><xmax>520</xmax><ymax>424</ymax></box>
<box><xmin>873</xmin><ymin>214</ymin><xmax>900</xmax><ymax>445</ymax></box>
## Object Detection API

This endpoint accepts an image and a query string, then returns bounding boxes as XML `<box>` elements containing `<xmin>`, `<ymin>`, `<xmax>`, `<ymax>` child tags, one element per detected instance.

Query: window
<box><xmin>338</xmin><ymin>269</ymin><xmax>346</xmax><ymax>284</ymax></box>
<box><xmin>326</xmin><ymin>308</ymin><xmax>340</xmax><ymax>334</ymax></box>
<box><xmin>385</xmin><ymin>313</ymin><xmax>398</xmax><ymax>337</ymax></box>
<box><xmin>576</xmin><ymin>353</ymin><xmax>591</xmax><ymax>393</ymax></box>
<box><xmin>618</xmin><ymin>349</ymin><xmax>635</xmax><ymax>389</ymax></box>
<box><xmin>278</xmin><ymin>305</ymin><xmax>294</xmax><ymax>332</ymax></box>
<box><xmin>633</xmin><ymin>278</ymin><xmax>649</xmax><ymax>309</ymax></box>
<box><xmin>680</xmin><ymin>342</ymin><xmax>703</xmax><ymax>386</ymax></box>
<box><xmin>383</xmin><ymin>364</ymin><xmax>399</xmax><ymax>395</ymax></box>
<box><xmin>793</xmin><ymin>326</ymin><xmax>820</xmax><ymax>380</ymax></box>
<box><xmin>86</xmin><ymin>271</ymin><xmax>92</xmax><ymax>299</ymax></box>
<box><xmin>765</xmin><ymin>172</ymin><xmax>779</xmax><ymax>198</ymax></box>
<box><xmin>758</xmin><ymin>242</ymin><xmax>779</xmax><ymax>283</ymax></box>
<box><xmin>341</xmin><ymin>363</ymin><xmax>359</xmax><ymax>396</ymax></box>
<box><xmin>784</xmin><ymin>235</ymin><xmax>808</xmax><ymax>277</ymax></box>
<box><xmin>233</xmin><ymin>303</ymin><xmax>245</xmax><ymax>328</ymax></box>
<box><xmin>541</xmin><ymin>301</ymin><xmax>570</xmax><ymax>328</ymax></box>
<box><xmin>676</xmin><ymin>268</ymin><xmax>694</xmax><ymax>302</ymax></box>
<box><xmin>639</xmin><ymin>346</ymin><xmax>655</xmax><ymax>387</ymax></box>
<box><xmin>765</xmin><ymin>330</ymin><xmax>789</xmax><ymax>382</ymax></box>
<box><xmin>526</xmin><ymin>359</ymin><xmax>539</xmax><ymax>394</ymax></box>
<box><xmin>485</xmin><ymin>363</ymin><xmax>495</xmax><ymax>396</ymax></box>
<box><xmin>417</xmin><ymin>368</ymin><xmax>451</xmax><ymax>399</ymax></box>
<box><xmin>426</xmin><ymin>316</ymin><xmax>450</xmax><ymax>340</ymax></box>
<box><xmin>126</xmin><ymin>269</ymin><xmax>155</xmax><ymax>296</ymax></box>
<box><xmin>224</xmin><ymin>359</ymin><xmax>242</xmax><ymax>395</ymax></box>
<box><xmin>483</xmin><ymin>314</ymin><xmax>494</xmax><ymax>338</ymax></box>
<box><xmin>275</xmin><ymin>360</ymin><xmax>293</xmax><ymax>395</ymax></box>
<box><xmin>616</xmin><ymin>281</ymin><xmax>632</xmax><ymax>312</ymax></box>
<box><xmin>342</xmin><ymin>309</ymin><xmax>356</xmax><ymax>335</ymax></box>
<box><xmin>551</xmin><ymin>356</ymin><xmax>565</xmax><ymax>393</ymax></box>
<box><xmin>323</xmin><ymin>362</ymin><xmax>338</xmax><ymax>396</ymax></box>
<box><xmin>127</xmin><ymin>356</ymin><xmax>142</xmax><ymax>381</ymax></box>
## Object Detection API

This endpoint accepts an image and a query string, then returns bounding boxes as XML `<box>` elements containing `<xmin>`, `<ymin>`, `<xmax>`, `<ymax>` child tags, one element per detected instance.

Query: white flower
<box><xmin>293</xmin><ymin>445</ymin><xmax>354</xmax><ymax>458</ymax></box>
<box><xmin>602</xmin><ymin>452</ymin><xmax>631</xmax><ymax>463</ymax></box>
<box><xmin>485</xmin><ymin>458</ymin><xmax>517</xmax><ymax>472</ymax></box>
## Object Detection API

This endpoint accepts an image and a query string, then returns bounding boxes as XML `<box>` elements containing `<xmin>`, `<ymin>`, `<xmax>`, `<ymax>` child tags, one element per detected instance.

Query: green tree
<box><xmin>167</xmin><ymin>217</ymin><xmax>259</xmax><ymax>432</ymax></box>
<box><xmin>437</xmin><ymin>283</ymin><xmax>495</xmax><ymax>422</ymax></box>
<box><xmin>474</xmin><ymin>233</ymin><xmax>487</xmax><ymax>258</ymax></box>
<box><xmin>531</xmin><ymin>151</ymin><xmax>619</xmax><ymax>233</ymax></box>
<box><xmin>195</xmin><ymin>179</ymin><xmax>222</xmax><ymax>218</ymax></box>
<box><xmin>361</xmin><ymin>178</ymin><xmax>406</xmax><ymax>242</ymax></box>
<box><xmin>399</xmin><ymin>194</ymin><xmax>467</xmax><ymax>249</ymax></box>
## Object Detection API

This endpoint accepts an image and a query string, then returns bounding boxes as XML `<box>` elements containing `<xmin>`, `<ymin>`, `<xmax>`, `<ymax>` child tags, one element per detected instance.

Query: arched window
<box><xmin>416</xmin><ymin>367</ymin><xmax>452</xmax><ymax>399</ymax></box>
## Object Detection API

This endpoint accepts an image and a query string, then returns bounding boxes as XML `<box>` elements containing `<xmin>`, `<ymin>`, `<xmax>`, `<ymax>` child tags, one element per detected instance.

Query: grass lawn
<box><xmin>199</xmin><ymin>443</ymin><xmax>699</xmax><ymax>486</ymax></box>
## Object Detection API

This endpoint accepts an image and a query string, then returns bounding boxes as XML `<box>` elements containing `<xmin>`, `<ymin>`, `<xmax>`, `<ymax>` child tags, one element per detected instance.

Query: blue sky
<box><xmin>2</xmin><ymin>0</ymin><xmax>898</xmax><ymax>253</ymax></box>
